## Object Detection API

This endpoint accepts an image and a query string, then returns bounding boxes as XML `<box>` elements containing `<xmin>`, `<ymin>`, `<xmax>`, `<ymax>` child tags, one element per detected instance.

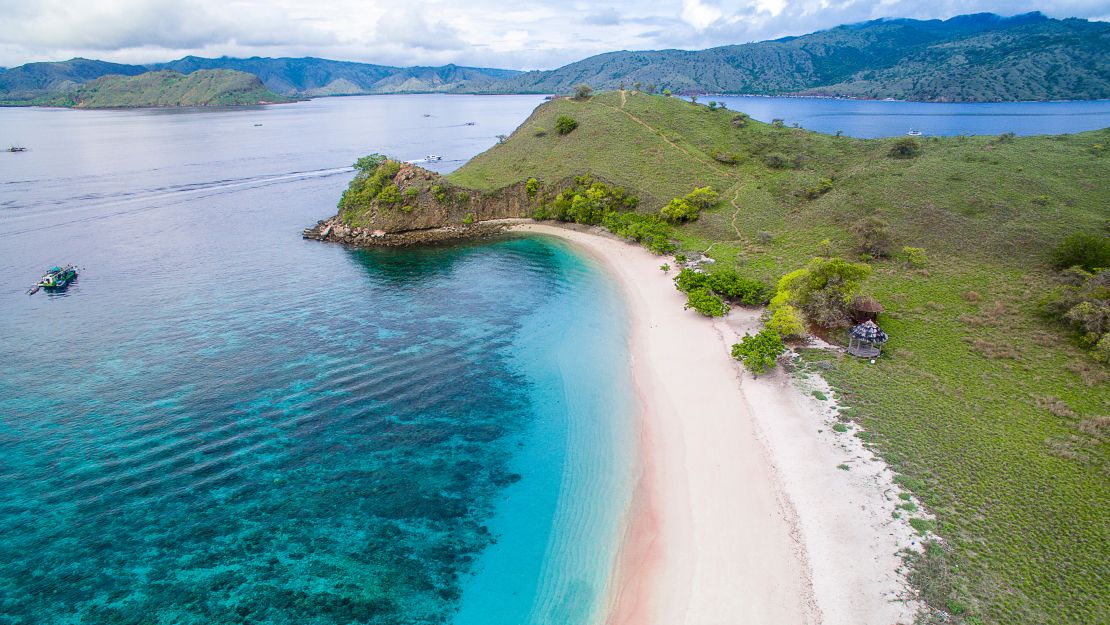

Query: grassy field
<box><xmin>449</xmin><ymin>91</ymin><xmax>1110</xmax><ymax>625</ymax></box>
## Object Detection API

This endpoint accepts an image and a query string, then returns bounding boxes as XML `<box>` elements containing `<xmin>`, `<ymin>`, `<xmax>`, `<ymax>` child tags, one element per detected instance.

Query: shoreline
<box><xmin>509</xmin><ymin>223</ymin><xmax>918</xmax><ymax>625</ymax></box>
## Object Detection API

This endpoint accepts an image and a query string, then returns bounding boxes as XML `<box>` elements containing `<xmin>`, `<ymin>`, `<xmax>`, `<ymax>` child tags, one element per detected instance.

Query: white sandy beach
<box><xmin>509</xmin><ymin>223</ymin><xmax>918</xmax><ymax>625</ymax></box>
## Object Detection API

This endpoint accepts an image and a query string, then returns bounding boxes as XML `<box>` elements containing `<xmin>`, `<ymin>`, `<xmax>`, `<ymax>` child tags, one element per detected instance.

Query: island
<box><xmin>305</xmin><ymin>90</ymin><xmax>1109</xmax><ymax>625</ymax></box>
<box><xmin>32</xmin><ymin>69</ymin><xmax>289</xmax><ymax>108</ymax></box>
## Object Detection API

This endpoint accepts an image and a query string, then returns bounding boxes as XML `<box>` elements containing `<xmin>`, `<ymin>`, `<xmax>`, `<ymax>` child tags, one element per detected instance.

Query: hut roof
<box><xmin>851</xmin><ymin>296</ymin><xmax>884</xmax><ymax>313</ymax></box>
<box><xmin>849</xmin><ymin>320</ymin><xmax>888</xmax><ymax>343</ymax></box>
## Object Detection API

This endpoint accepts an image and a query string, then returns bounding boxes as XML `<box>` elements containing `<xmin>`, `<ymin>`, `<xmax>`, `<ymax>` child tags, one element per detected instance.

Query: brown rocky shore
<box><xmin>302</xmin><ymin>216</ymin><xmax>532</xmax><ymax>247</ymax></box>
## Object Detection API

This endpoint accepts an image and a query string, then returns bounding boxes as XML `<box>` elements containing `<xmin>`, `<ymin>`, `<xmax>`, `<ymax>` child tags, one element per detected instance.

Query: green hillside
<box><xmin>448</xmin><ymin>91</ymin><xmax>1110</xmax><ymax>625</ymax></box>
<box><xmin>53</xmin><ymin>69</ymin><xmax>289</xmax><ymax>108</ymax></box>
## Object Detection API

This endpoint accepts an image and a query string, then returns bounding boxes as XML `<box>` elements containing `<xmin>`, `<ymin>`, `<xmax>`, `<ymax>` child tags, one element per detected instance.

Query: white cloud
<box><xmin>0</xmin><ymin>0</ymin><xmax>1106</xmax><ymax>70</ymax></box>
<box><xmin>682</xmin><ymin>0</ymin><xmax>724</xmax><ymax>29</ymax></box>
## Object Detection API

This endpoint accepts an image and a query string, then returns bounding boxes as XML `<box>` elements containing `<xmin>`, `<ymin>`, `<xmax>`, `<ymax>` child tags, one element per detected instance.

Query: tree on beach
<box><xmin>731</xmin><ymin>329</ymin><xmax>786</xmax><ymax>374</ymax></box>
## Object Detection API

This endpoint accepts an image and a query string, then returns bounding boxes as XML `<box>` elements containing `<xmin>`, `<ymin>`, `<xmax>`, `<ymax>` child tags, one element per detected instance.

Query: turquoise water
<box><xmin>0</xmin><ymin>96</ymin><xmax>632</xmax><ymax>624</ymax></box>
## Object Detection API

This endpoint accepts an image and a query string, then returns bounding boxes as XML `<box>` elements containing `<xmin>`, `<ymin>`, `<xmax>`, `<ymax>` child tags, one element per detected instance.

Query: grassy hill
<box><xmin>56</xmin><ymin>70</ymin><xmax>289</xmax><ymax>108</ymax></box>
<box><xmin>479</xmin><ymin>13</ymin><xmax>1110</xmax><ymax>101</ymax></box>
<box><xmin>447</xmin><ymin>91</ymin><xmax>1109</xmax><ymax>625</ymax></box>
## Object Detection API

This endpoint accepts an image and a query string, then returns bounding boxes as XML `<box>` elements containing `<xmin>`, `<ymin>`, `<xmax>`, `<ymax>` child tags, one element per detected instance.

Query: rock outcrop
<box><xmin>303</xmin><ymin>163</ymin><xmax>537</xmax><ymax>246</ymax></box>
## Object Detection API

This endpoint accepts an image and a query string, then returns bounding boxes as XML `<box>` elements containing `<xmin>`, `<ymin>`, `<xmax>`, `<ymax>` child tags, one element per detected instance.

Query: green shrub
<box><xmin>800</xmin><ymin>177</ymin><xmax>834</xmax><ymax>199</ymax></box>
<box><xmin>774</xmin><ymin>257</ymin><xmax>872</xmax><ymax>329</ymax></box>
<box><xmin>462</xmin><ymin>212</ymin><xmax>476</xmax><ymax>225</ymax></box>
<box><xmin>660</xmin><ymin>263</ymin><xmax>671</xmax><ymax>274</ymax></box>
<box><xmin>353</xmin><ymin>153</ymin><xmax>388</xmax><ymax>173</ymax></box>
<box><xmin>455</xmin><ymin>191</ymin><xmax>470</xmax><ymax>205</ymax></box>
<box><xmin>889</xmin><ymin>137</ymin><xmax>921</xmax><ymax>158</ymax></box>
<box><xmin>675</xmin><ymin>268</ymin><xmax>709</xmax><ymax>292</ymax></box>
<box><xmin>902</xmin><ymin>246</ymin><xmax>928</xmax><ymax>269</ymax></box>
<box><xmin>683</xmin><ymin>186</ymin><xmax>719</xmax><ymax>211</ymax></box>
<box><xmin>377</xmin><ymin>184</ymin><xmax>401</xmax><ymax>205</ymax></box>
<box><xmin>1052</xmin><ymin>232</ymin><xmax>1110</xmax><ymax>271</ymax></box>
<box><xmin>403</xmin><ymin>187</ymin><xmax>420</xmax><ymax>200</ymax></box>
<box><xmin>555</xmin><ymin>115</ymin><xmax>578</xmax><ymax>135</ymax></box>
<box><xmin>832</xmin><ymin>423</ymin><xmax>848</xmax><ymax>432</ymax></box>
<box><xmin>685</xmin><ymin>288</ymin><xmax>728</xmax><ymax>317</ymax></box>
<box><xmin>766</xmin><ymin>304</ymin><xmax>807</xmax><ymax>338</ymax></box>
<box><xmin>763</xmin><ymin>152</ymin><xmax>791</xmax><ymax>168</ymax></box>
<box><xmin>572</xmin><ymin>84</ymin><xmax>592</xmax><ymax>100</ymax></box>
<box><xmin>731</xmin><ymin>329</ymin><xmax>786</xmax><ymax>374</ymax></box>
<box><xmin>431</xmin><ymin>184</ymin><xmax>447</xmax><ymax>203</ymax></box>
<box><xmin>601</xmin><ymin>211</ymin><xmax>676</xmax><ymax>254</ymax></box>
<box><xmin>661</xmin><ymin>198</ymin><xmax>697</xmax><ymax>223</ymax></box>
<box><xmin>525</xmin><ymin>177</ymin><xmax>540</xmax><ymax>197</ymax></box>
<box><xmin>851</xmin><ymin>216</ymin><xmax>895</xmax><ymax>258</ymax></box>
<box><xmin>707</xmin><ymin>271</ymin><xmax>768</xmax><ymax>305</ymax></box>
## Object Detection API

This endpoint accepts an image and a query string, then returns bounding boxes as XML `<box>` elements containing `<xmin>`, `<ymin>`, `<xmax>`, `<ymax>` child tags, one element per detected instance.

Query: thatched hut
<box><xmin>850</xmin><ymin>295</ymin><xmax>884</xmax><ymax>322</ymax></box>
<box><xmin>847</xmin><ymin>320</ymin><xmax>888</xmax><ymax>358</ymax></box>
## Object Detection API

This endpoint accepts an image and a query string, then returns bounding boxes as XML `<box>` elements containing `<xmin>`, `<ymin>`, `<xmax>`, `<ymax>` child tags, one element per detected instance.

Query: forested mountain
<box><xmin>1</xmin><ymin>12</ymin><xmax>1108</xmax><ymax>104</ymax></box>
<box><xmin>483</xmin><ymin>12</ymin><xmax>1110</xmax><ymax>101</ymax></box>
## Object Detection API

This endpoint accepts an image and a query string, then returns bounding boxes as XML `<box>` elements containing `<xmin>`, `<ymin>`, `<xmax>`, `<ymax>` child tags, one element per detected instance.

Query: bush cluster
<box><xmin>1040</xmin><ymin>267</ymin><xmax>1109</xmax><ymax>361</ymax></box>
<box><xmin>772</xmin><ymin>257</ymin><xmax>872</xmax><ymax>329</ymax></box>
<box><xmin>851</xmin><ymin>216</ymin><xmax>895</xmax><ymax>258</ymax></box>
<box><xmin>673</xmin><ymin>267</ymin><xmax>769</xmax><ymax>316</ymax></box>
<box><xmin>1052</xmin><ymin>232</ymin><xmax>1110</xmax><ymax>272</ymax></box>
<box><xmin>338</xmin><ymin>156</ymin><xmax>402</xmax><ymax>213</ymax></box>
<box><xmin>660</xmin><ymin>186</ymin><xmax>719</xmax><ymax>223</ymax></box>
<box><xmin>530</xmin><ymin>175</ymin><xmax>675</xmax><ymax>254</ymax></box>
<box><xmin>889</xmin><ymin>137</ymin><xmax>921</xmax><ymax>158</ymax></box>
<box><xmin>555</xmin><ymin>115</ymin><xmax>578</xmax><ymax>135</ymax></box>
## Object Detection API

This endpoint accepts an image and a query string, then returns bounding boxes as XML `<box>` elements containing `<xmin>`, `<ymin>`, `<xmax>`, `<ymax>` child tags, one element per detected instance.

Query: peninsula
<box><xmin>306</xmin><ymin>91</ymin><xmax>1109</xmax><ymax>625</ymax></box>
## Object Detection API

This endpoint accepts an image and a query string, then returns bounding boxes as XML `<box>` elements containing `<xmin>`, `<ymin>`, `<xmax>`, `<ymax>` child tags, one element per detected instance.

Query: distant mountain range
<box><xmin>2</xmin><ymin>12</ymin><xmax>1108</xmax><ymax>104</ymax></box>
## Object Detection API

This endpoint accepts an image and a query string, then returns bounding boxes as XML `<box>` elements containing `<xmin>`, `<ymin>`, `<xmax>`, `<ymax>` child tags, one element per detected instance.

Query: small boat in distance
<box><xmin>464</xmin><ymin>122</ymin><xmax>476</xmax><ymax>126</ymax></box>
<box><xmin>425</xmin><ymin>155</ymin><xmax>443</xmax><ymax>161</ymax></box>
<box><xmin>253</xmin><ymin>123</ymin><xmax>263</xmax><ymax>127</ymax></box>
<box><xmin>28</xmin><ymin>265</ymin><xmax>78</xmax><ymax>295</ymax></box>
<box><xmin>7</xmin><ymin>145</ymin><xmax>28</xmax><ymax>152</ymax></box>
<box><xmin>907</xmin><ymin>129</ymin><xmax>923</xmax><ymax>136</ymax></box>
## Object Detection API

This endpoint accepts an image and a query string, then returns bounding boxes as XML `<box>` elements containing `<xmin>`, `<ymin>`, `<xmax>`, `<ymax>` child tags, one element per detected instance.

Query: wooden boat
<box><xmin>29</xmin><ymin>265</ymin><xmax>78</xmax><ymax>294</ymax></box>
<box><xmin>7</xmin><ymin>145</ymin><xmax>28</xmax><ymax>152</ymax></box>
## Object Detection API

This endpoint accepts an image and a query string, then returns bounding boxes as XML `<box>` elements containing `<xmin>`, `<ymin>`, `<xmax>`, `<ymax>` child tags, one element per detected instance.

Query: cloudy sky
<box><xmin>2</xmin><ymin>0</ymin><xmax>1108</xmax><ymax>70</ymax></box>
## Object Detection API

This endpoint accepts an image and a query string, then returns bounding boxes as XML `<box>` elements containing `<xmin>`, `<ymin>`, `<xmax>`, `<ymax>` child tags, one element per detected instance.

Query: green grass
<box><xmin>447</xmin><ymin>91</ymin><xmax>1110</xmax><ymax>625</ymax></box>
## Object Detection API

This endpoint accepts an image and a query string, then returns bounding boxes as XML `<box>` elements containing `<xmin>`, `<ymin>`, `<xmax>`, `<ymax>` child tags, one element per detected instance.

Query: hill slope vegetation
<box><xmin>437</xmin><ymin>91</ymin><xmax>1109</xmax><ymax>625</ymax></box>
<box><xmin>57</xmin><ymin>70</ymin><xmax>289</xmax><ymax>108</ymax></box>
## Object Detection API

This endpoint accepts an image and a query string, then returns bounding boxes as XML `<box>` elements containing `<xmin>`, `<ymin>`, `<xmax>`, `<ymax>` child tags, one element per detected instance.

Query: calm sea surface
<box><xmin>0</xmin><ymin>95</ymin><xmax>633</xmax><ymax>625</ymax></box>
<box><xmin>1</xmin><ymin>93</ymin><xmax>1105</xmax><ymax>625</ymax></box>
<box><xmin>704</xmin><ymin>95</ymin><xmax>1110</xmax><ymax>137</ymax></box>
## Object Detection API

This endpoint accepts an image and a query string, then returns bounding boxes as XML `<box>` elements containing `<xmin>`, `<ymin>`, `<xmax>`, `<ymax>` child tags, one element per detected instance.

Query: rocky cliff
<box><xmin>303</xmin><ymin>162</ymin><xmax>537</xmax><ymax>246</ymax></box>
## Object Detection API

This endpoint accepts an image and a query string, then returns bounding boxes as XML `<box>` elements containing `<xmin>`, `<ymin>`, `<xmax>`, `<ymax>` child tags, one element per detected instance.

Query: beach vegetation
<box><xmin>766</xmin><ymin>304</ymin><xmax>807</xmax><ymax>338</ymax></box>
<box><xmin>731</xmin><ymin>329</ymin><xmax>786</xmax><ymax>374</ymax></box>
<box><xmin>685</xmin><ymin>287</ymin><xmax>728</xmax><ymax>317</ymax></box>
<box><xmin>660</xmin><ymin>263</ymin><xmax>671</xmax><ymax>273</ymax></box>
<box><xmin>462</xmin><ymin>212</ymin><xmax>475</xmax><ymax>225</ymax></box>
<box><xmin>525</xmin><ymin>177</ymin><xmax>540</xmax><ymax>197</ymax></box>
<box><xmin>833</xmin><ymin>423</ymin><xmax>848</xmax><ymax>432</ymax></box>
